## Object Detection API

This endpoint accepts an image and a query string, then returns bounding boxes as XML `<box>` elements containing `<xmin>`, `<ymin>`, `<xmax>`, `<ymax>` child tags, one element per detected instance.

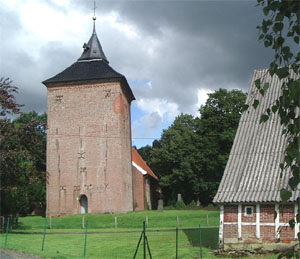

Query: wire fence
<box><xmin>0</xmin><ymin>217</ymin><xmax>219</xmax><ymax>258</ymax></box>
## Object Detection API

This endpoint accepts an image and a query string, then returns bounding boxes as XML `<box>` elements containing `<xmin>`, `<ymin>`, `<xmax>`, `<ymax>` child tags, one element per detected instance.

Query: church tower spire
<box><xmin>43</xmin><ymin>0</ymin><xmax>135</xmax><ymax>217</ymax></box>
<box><xmin>78</xmin><ymin>2</ymin><xmax>108</xmax><ymax>63</ymax></box>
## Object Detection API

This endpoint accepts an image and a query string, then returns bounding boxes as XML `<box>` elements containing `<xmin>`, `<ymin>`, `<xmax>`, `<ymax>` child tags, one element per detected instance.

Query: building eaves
<box><xmin>42</xmin><ymin>60</ymin><xmax>135</xmax><ymax>102</ymax></box>
<box><xmin>132</xmin><ymin>147</ymin><xmax>159</xmax><ymax>181</ymax></box>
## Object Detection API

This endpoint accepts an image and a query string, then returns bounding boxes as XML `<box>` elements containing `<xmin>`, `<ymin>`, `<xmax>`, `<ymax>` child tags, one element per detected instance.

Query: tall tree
<box><xmin>196</xmin><ymin>89</ymin><xmax>247</xmax><ymax>204</ymax></box>
<box><xmin>0</xmin><ymin>78</ymin><xmax>47</xmax><ymax>216</ymax></box>
<box><xmin>1</xmin><ymin>111</ymin><xmax>47</xmax><ymax>216</ymax></box>
<box><xmin>137</xmin><ymin>145</ymin><xmax>152</xmax><ymax>165</ymax></box>
<box><xmin>150</xmin><ymin>114</ymin><xmax>198</xmax><ymax>205</ymax></box>
<box><xmin>149</xmin><ymin>89</ymin><xmax>246</xmax><ymax>206</ymax></box>
<box><xmin>0</xmin><ymin>77</ymin><xmax>23</xmax><ymax>117</ymax></box>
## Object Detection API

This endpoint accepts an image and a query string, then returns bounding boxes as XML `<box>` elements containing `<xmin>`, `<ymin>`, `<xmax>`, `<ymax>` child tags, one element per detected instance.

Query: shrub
<box><xmin>188</xmin><ymin>200</ymin><xmax>196</xmax><ymax>208</ymax></box>
<box><xmin>175</xmin><ymin>200</ymin><xmax>186</xmax><ymax>209</ymax></box>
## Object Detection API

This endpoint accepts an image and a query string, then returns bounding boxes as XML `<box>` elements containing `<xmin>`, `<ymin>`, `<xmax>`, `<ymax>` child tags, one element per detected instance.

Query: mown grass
<box><xmin>14</xmin><ymin>209</ymin><xmax>220</xmax><ymax>232</ymax></box>
<box><xmin>0</xmin><ymin>209</ymin><xmax>220</xmax><ymax>258</ymax></box>
<box><xmin>1</xmin><ymin>229</ymin><xmax>218</xmax><ymax>258</ymax></box>
<box><xmin>0</xmin><ymin>209</ymin><xmax>278</xmax><ymax>258</ymax></box>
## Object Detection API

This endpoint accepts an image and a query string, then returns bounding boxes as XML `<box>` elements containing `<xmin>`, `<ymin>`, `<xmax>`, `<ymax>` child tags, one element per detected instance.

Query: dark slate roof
<box><xmin>78</xmin><ymin>24</ymin><xmax>108</xmax><ymax>62</ymax></box>
<box><xmin>213</xmin><ymin>69</ymin><xmax>299</xmax><ymax>204</ymax></box>
<box><xmin>42</xmin><ymin>60</ymin><xmax>135</xmax><ymax>101</ymax></box>
<box><xmin>43</xmin><ymin>60</ymin><xmax>123</xmax><ymax>84</ymax></box>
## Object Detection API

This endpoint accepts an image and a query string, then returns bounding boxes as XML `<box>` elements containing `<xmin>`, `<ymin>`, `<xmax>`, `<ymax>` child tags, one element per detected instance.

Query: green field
<box><xmin>13</xmin><ymin>209</ymin><xmax>220</xmax><ymax>232</ymax></box>
<box><xmin>0</xmin><ymin>210</ymin><xmax>219</xmax><ymax>258</ymax></box>
<box><xmin>0</xmin><ymin>209</ymin><xmax>277</xmax><ymax>258</ymax></box>
<box><xmin>1</xmin><ymin>229</ymin><xmax>219</xmax><ymax>258</ymax></box>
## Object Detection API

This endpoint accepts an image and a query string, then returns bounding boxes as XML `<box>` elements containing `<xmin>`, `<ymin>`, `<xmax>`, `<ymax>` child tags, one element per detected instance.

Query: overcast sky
<box><xmin>0</xmin><ymin>0</ymin><xmax>273</xmax><ymax>147</ymax></box>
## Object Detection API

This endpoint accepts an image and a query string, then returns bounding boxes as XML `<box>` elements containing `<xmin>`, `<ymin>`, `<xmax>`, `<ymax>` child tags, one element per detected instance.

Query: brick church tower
<box><xmin>43</xmin><ymin>16</ymin><xmax>135</xmax><ymax>216</ymax></box>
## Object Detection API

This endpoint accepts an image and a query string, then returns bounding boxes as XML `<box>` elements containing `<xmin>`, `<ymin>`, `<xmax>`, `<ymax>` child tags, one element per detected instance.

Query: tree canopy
<box><xmin>0</xmin><ymin>78</ymin><xmax>47</xmax><ymax>216</ymax></box>
<box><xmin>141</xmin><ymin>88</ymin><xmax>246</xmax><ymax>206</ymax></box>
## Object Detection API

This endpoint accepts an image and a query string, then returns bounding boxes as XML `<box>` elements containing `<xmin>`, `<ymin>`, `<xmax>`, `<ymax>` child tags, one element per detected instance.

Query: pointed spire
<box><xmin>78</xmin><ymin>2</ymin><xmax>108</xmax><ymax>63</ymax></box>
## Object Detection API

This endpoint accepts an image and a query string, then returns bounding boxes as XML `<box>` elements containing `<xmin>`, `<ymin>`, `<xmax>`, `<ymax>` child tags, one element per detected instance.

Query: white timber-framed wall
<box><xmin>219</xmin><ymin>202</ymin><xmax>300</xmax><ymax>246</ymax></box>
<box><xmin>219</xmin><ymin>205</ymin><xmax>224</xmax><ymax>246</ymax></box>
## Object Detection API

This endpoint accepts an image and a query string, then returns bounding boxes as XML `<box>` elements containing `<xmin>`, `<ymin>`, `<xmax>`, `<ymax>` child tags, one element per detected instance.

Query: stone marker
<box><xmin>157</xmin><ymin>199</ymin><xmax>164</xmax><ymax>211</ymax></box>
<box><xmin>177</xmin><ymin>193</ymin><xmax>182</xmax><ymax>201</ymax></box>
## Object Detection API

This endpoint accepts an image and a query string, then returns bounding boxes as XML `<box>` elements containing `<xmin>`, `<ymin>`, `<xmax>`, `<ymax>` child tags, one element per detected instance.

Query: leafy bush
<box><xmin>175</xmin><ymin>200</ymin><xmax>186</xmax><ymax>210</ymax></box>
<box><xmin>188</xmin><ymin>200</ymin><xmax>197</xmax><ymax>208</ymax></box>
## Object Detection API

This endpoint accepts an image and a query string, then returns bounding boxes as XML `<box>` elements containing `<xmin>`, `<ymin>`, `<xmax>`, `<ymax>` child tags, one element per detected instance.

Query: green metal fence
<box><xmin>0</xmin><ymin>217</ymin><xmax>219</xmax><ymax>258</ymax></box>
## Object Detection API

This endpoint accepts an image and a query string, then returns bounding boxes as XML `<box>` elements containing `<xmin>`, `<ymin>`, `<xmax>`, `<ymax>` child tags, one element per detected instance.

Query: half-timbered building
<box><xmin>213</xmin><ymin>69</ymin><xmax>299</xmax><ymax>250</ymax></box>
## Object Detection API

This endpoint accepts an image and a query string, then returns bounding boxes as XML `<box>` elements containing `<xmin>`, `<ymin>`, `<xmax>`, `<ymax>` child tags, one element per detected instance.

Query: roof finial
<box><xmin>92</xmin><ymin>1</ymin><xmax>97</xmax><ymax>33</ymax></box>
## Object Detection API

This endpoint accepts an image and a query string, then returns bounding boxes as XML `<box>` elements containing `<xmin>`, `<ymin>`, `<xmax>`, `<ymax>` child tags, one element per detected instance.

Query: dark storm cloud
<box><xmin>0</xmin><ymin>0</ymin><xmax>274</xmax><ymax>117</ymax></box>
<box><xmin>73</xmin><ymin>0</ymin><xmax>273</xmax><ymax>113</ymax></box>
<box><xmin>114</xmin><ymin>0</ymin><xmax>272</xmax><ymax>82</ymax></box>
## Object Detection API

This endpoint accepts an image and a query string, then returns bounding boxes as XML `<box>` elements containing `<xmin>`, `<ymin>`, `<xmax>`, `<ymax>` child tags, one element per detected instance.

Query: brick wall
<box><xmin>279</xmin><ymin>204</ymin><xmax>295</xmax><ymax>242</ymax></box>
<box><xmin>46</xmin><ymin>81</ymin><xmax>133</xmax><ymax>216</ymax></box>
<box><xmin>224</xmin><ymin>205</ymin><xmax>237</xmax><ymax>222</ymax></box>
<box><xmin>260</xmin><ymin>226</ymin><xmax>275</xmax><ymax>241</ymax></box>
<box><xmin>222</xmin><ymin>203</ymin><xmax>296</xmax><ymax>245</ymax></box>
<box><xmin>224</xmin><ymin>225</ymin><xmax>238</xmax><ymax>238</ymax></box>
<box><xmin>280</xmin><ymin>205</ymin><xmax>294</xmax><ymax>223</ymax></box>
<box><xmin>260</xmin><ymin>204</ymin><xmax>275</xmax><ymax>223</ymax></box>
<box><xmin>242</xmin><ymin>225</ymin><xmax>256</xmax><ymax>239</ymax></box>
<box><xmin>132</xmin><ymin>167</ymin><xmax>144</xmax><ymax>211</ymax></box>
<box><xmin>279</xmin><ymin>225</ymin><xmax>294</xmax><ymax>242</ymax></box>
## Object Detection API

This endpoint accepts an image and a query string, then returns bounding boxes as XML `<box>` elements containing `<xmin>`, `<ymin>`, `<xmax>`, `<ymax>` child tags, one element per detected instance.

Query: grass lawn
<box><xmin>0</xmin><ymin>209</ymin><xmax>220</xmax><ymax>258</ymax></box>
<box><xmin>0</xmin><ymin>229</ymin><xmax>218</xmax><ymax>258</ymax></box>
<box><xmin>14</xmin><ymin>209</ymin><xmax>220</xmax><ymax>232</ymax></box>
<box><xmin>0</xmin><ymin>209</ymin><xmax>278</xmax><ymax>258</ymax></box>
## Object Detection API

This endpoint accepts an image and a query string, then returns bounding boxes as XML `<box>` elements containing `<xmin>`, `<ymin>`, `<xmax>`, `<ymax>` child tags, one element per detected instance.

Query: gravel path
<box><xmin>0</xmin><ymin>249</ymin><xmax>41</xmax><ymax>259</ymax></box>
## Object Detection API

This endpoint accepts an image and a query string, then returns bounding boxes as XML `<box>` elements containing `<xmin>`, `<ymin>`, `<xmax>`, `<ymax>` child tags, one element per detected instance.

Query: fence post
<box><xmin>199</xmin><ymin>224</ymin><xmax>202</xmax><ymax>259</ymax></box>
<box><xmin>114</xmin><ymin>216</ymin><xmax>117</xmax><ymax>228</ymax></box>
<box><xmin>49</xmin><ymin>216</ymin><xmax>52</xmax><ymax>229</ymax></box>
<box><xmin>143</xmin><ymin>221</ymin><xmax>146</xmax><ymax>259</ymax></box>
<box><xmin>176</xmin><ymin>216</ymin><xmax>179</xmax><ymax>228</ymax></box>
<box><xmin>82</xmin><ymin>216</ymin><xmax>85</xmax><ymax>229</ymax></box>
<box><xmin>206</xmin><ymin>214</ymin><xmax>209</xmax><ymax>226</ymax></box>
<box><xmin>176</xmin><ymin>227</ymin><xmax>178</xmax><ymax>259</ymax></box>
<box><xmin>4</xmin><ymin>217</ymin><xmax>10</xmax><ymax>248</ymax></box>
<box><xmin>41</xmin><ymin>217</ymin><xmax>47</xmax><ymax>251</ymax></box>
<box><xmin>146</xmin><ymin>216</ymin><xmax>148</xmax><ymax>227</ymax></box>
<box><xmin>83</xmin><ymin>221</ymin><xmax>88</xmax><ymax>257</ymax></box>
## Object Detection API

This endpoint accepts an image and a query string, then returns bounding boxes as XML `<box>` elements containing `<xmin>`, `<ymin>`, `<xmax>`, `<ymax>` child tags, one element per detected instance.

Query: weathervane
<box><xmin>92</xmin><ymin>1</ymin><xmax>97</xmax><ymax>32</ymax></box>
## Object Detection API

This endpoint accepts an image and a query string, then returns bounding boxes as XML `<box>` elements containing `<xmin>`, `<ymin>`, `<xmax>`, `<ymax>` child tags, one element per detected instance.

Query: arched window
<box><xmin>80</xmin><ymin>195</ymin><xmax>88</xmax><ymax>214</ymax></box>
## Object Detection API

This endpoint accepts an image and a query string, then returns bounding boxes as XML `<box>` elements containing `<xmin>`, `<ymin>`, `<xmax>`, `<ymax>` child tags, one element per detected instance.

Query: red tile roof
<box><xmin>132</xmin><ymin>147</ymin><xmax>158</xmax><ymax>181</ymax></box>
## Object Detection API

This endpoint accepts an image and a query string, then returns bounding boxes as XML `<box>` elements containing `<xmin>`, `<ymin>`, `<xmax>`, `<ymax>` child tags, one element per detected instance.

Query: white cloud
<box><xmin>141</xmin><ymin>112</ymin><xmax>162</xmax><ymax>130</ymax></box>
<box><xmin>102</xmin><ymin>11</ymin><xmax>139</xmax><ymax>39</ymax></box>
<box><xmin>136</xmin><ymin>97</ymin><xmax>180</xmax><ymax>123</ymax></box>
<box><xmin>195</xmin><ymin>88</ymin><xmax>212</xmax><ymax>114</ymax></box>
